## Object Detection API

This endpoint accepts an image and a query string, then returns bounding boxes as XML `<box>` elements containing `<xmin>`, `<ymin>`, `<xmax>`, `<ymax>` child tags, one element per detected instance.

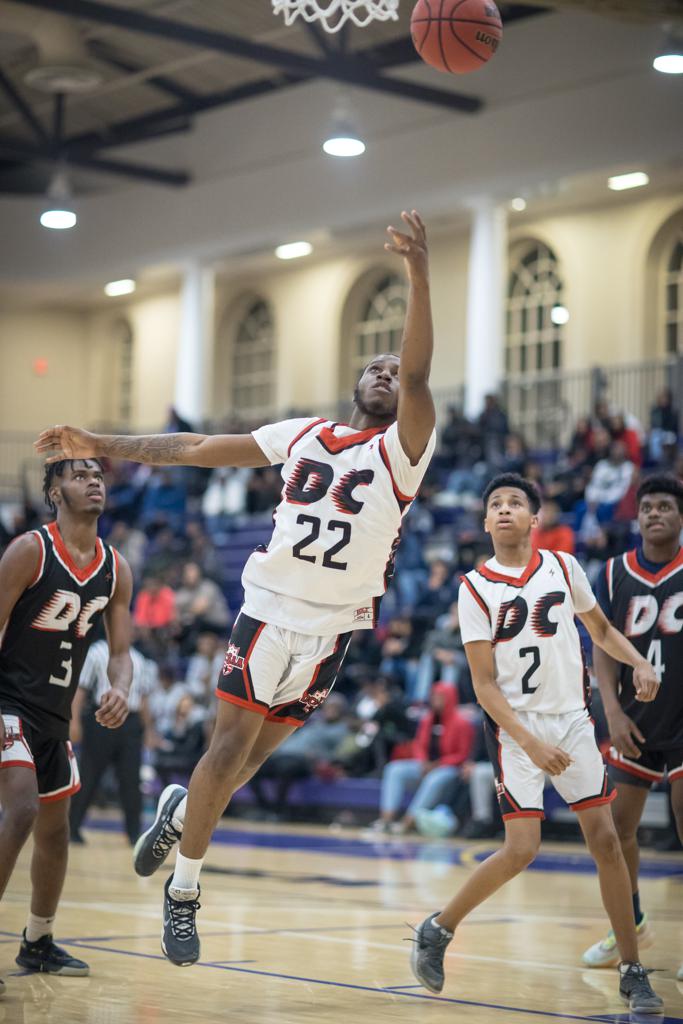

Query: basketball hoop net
<box><xmin>272</xmin><ymin>0</ymin><xmax>400</xmax><ymax>34</ymax></box>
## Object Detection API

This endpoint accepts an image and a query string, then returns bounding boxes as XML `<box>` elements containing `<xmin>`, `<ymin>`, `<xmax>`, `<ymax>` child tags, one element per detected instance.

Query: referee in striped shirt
<box><xmin>70</xmin><ymin>639</ymin><xmax>157</xmax><ymax>845</ymax></box>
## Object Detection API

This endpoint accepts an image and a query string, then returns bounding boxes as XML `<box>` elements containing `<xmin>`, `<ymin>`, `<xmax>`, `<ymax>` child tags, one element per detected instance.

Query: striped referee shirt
<box><xmin>78</xmin><ymin>640</ymin><xmax>157</xmax><ymax>713</ymax></box>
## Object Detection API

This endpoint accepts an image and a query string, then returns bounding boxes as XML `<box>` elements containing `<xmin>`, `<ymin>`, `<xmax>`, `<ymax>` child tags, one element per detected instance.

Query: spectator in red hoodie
<box><xmin>370</xmin><ymin>683</ymin><xmax>474</xmax><ymax>834</ymax></box>
<box><xmin>531</xmin><ymin>500</ymin><xmax>576</xmax><ymax>555</ymax></box>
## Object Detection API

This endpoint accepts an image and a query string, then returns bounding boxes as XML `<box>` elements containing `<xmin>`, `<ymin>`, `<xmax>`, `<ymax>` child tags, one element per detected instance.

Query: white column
<box><xmin>174</xmin><ymin>262</ymin><xmax>215</xmax><ymax>425</ymax></box>
<box><xmin>464</xmin><ymin>200</ymin><xmax>507</xmax><ymax>420</ymax></box>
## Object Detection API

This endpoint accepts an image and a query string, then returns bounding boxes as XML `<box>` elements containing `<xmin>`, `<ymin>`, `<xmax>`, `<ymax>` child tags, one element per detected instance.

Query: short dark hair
<box><xmin>42</xmin><ymin>459</ymin><xmax>104</xmax><ymax>515</ymax></box>
<box><xmin>482</xmin><ymin>473</ymin><xmax>541</xmax><ymax>514</ymax></box>
<box><xmin>636</xmin><ymin>473</ymin><xmax>683</xmax><ymax>513</ymax></box>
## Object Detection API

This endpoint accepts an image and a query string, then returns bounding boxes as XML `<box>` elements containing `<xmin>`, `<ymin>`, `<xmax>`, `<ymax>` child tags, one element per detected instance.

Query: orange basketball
<box><xmin>411</xmin><ymin>0</ymin><xmax>503</xmax><ymax>75</ymax></box>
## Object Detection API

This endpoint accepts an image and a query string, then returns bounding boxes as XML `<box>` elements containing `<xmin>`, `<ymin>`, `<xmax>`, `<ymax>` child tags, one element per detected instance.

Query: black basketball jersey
<box><xmin>0</xmin><ymin>523</ymin><xmax>119</xmax><ymax>739</ymax></box>
<box><xmin>602</xmin><ymin>547</ymin><xmax>683</xmax><ymax>750</ymax></box>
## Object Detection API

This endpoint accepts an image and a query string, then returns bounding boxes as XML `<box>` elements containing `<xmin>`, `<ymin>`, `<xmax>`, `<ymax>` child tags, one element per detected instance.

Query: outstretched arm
<box><xmin>33</xmin><ymin>427</ymin><xmax>270</xmax><ymax>469</ymax></box>
<box><xmin>385</xmin><ymin>210</ymin><xmax>436</xmax><ymax>465</ymax></box>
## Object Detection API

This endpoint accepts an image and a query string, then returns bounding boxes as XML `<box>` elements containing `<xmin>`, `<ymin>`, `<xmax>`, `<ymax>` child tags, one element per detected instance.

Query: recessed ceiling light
<box><xmin>104</xmin><ymin>279</ymin><xmax>136</xmax><ymax>297</ymax></box>
<box><xmin>607</xmin><ymin>172</ymin><xmax>649</xmax><ymax>192</ymax></box>
<box><xmin>275</xmin><ymin>241</ymin><xmax>313</xmax><ymax>260</ymax></box>
<box><xmin>510</xmin><ymin>197</ymin><xmax>527</xmax><ymax>212</ymax></box>
<box><xmin>323</xmin><ymin>134</ymin><xmax>366</xmax><ymax>157</ymax></box>
<box><xmin>40</xmin><ymin>209</ymin><xmax>77</xmax><ymax>230</ymax></box>
<box><xmin>653</xmin><ymin>53</ymin><xmax>683</xmax><ymax>73</ymax></box>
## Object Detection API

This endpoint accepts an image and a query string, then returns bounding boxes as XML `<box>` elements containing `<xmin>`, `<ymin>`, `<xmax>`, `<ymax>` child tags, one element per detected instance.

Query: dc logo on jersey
<box><xmin>301</xmin><ymin>688</ymin><xmax>330</xmax><ymax>713</ymax></box>
<box><xmin>495</xmin><ymin>592</ymin><xmax>566</xmax><ymax>643</ymax></box>
<box><xmin>625</xmin><ymin>593</ymin><xmax>683</xmax><ymax>637</ymax></box>
<box><xmin>222</xmin><ymin>643</ymin><xmax>245</xmax><ymax>675</ymax></box>
<box><xmin>286</xmin><ymin>458</ymin><xmax>374</xmax><ymax>515</ymax></box>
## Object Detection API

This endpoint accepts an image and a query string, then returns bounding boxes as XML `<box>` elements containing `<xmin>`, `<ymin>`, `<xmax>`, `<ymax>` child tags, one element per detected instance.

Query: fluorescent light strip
<box><xmin>607</xmin><ymin>172</ymin><xmax>649</xmax><ymax>192</ymax></box>
<box><xmin>275</xmin><ymin>241</ymin><xmax>313</xmax><ymax>260</ymax></box>
<box><xmin>104</xmin><ymin>279</ymin><xmax>136</xmax><ymax>297</ymax></box>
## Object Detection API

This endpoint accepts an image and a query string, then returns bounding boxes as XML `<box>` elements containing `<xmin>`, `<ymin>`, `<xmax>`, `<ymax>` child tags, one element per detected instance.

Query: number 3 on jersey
<box><xmin>646</xmin><ymin>638</ymin><xmax>665</xmax><ymax>683</ymax></box>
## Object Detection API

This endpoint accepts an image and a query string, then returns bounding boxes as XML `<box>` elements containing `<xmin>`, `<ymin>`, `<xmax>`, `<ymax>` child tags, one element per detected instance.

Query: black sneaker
<box><xmin>618</xmin><ymin>962</ymin><xmax>664</xmax><ymax>1013</ymax></box>
<box><xmin>133</xmin><ymin>784</ymin><xmax>186</xmax><ymax>877</ymax></box>
<box><xmin>16</xmin><ymin>931</ymin><xmax>89</xmax><ymax>976</ymax></box>
<box><xmin>161</xmin><ymin>875</ymin><xmax>201</xmax><ymax>967</ymax></box>
<box><xmin>408</xmin><ymin>913</ymin><xmax>453</xmax><ymax>993</ymax></box>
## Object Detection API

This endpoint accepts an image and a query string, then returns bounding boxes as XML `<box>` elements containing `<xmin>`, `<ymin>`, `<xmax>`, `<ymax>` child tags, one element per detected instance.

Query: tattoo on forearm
<box><xmin>101</xmin><ymin>433</ymin><xmax>189</xmax><ymax>464</ymax></box>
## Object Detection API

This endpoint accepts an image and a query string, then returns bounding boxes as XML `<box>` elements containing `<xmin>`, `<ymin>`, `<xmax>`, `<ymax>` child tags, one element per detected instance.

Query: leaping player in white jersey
<box><xmin>34</xmin><ymin>210</ymin><xmax>437</xmax><ymax>968</ymax></box>
<box><xmin>408</xmin><ymin>473</ymin><xmax>665</xmax><ymax>1015</ymax></box>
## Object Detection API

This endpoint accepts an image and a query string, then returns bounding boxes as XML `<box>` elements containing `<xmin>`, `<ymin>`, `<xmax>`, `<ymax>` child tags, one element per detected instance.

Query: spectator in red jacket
<box><xmin>370</xmin><ymin>683</ymin><xmax>475</xmax><ymax>834</ymax></box>
<box><xmin>133</xmin><ymin>574</ymin><xmax>177</xmax><ymax>658</ymax></box>
<box><xmin>531</xmin><ymin>500</ymin><xmax>576</xmax><ymax>555</ymax></box>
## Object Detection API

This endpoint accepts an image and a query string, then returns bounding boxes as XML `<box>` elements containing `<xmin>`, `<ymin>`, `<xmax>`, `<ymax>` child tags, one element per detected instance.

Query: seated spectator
<box><xmin>649</xmin><ymin>387</ymin><xmax>678</xmax><ymax>464</ymax></box>
<box><xmin>147</xmin><ymin>663</ymin><xmax>188</xmax><ymax>738</ymax></box>
<box><xmin>478</xmin><ymin>393</ymin><xmax>509</xmax><ymax>465</ymax></box>
<box><xmin>107</xmin><ymin>520</ymin><xmax>147</xmax><ymax>578</ymax></box>
<box><xmin>582</xmin><ymin>440</ymin><xmax>634</xmax><ymax>522</ymax></box>
<box><xmin>185</xmin><ymin>630</ymin><xmax>225</xmax><ymax>707</ymax></box>
<box><xmin>133</xmin><ymin>574</ymin><xmax>177</xmax><ymax>656</ymax></box>
<box><xmin>499</xmin><ymin>434</ymin><xmax>527</xmax><ymax>476</ymax></box>
<box><xmin>336</xmin><ymin>676</ymin><xmax>415</xmax><ymax>776</ymax></box>
<box><xmin>174</xmin><ymin>561</ymin><xmax>230</xmax><ymax>650</ymax></box>
<box><xmin>411</xmin><ymin>559</ymin><xmax>457</xmax><ymax>641</ymax></box>
<box><xmin>568</xmin><ymin>417</ymin><xmax>594</xmax><ymax>460</ymax></box>
<box><xmin>411</xmin><ymin>601</ymin><xmax>467</xmax><ymax>704</ymax></box>
<box><xmin>531</xmin><ymin>500</ymin><xmax>576</xmax><ymax>555</ymax></box>
<box><xmin>610</xmin><ymin>412</ymin><xmax>642</xmax><ymax>466</ymax></box>
<box><xmin>140</xmin><ymin>469</ymin><xmax>187</xmax><ymax>531</ymax></box>
<box><xmin>247</xmin><ymin>694</ymin><xmax>350</xmax><ymax>817</ymax></box>
<box><xmin>378</xmin><ymin>616</ymin><xmax>421</xmax><ymax>692</ymax></box>
<box><xmin>371</xmin><ymin>683</ymin><xmax>475</xmax><ymax>834</ymax></box>
<box><xmin>245</xmin><ymin>467</ymin><xmax>282</xmax><ymax>515</ymax></box>
<box><xmin>152</xmin><ymin>694</ymin><xmax>207</xmax><ymax>788</ymax></box>
<box><xmin>202</xmin><ymin>466</ymin><xmax>250</xmax><ymax>526</ymax></box>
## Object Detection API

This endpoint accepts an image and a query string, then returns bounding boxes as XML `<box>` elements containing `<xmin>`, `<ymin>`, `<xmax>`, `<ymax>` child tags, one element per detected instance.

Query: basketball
<box><xmin>410</xmin><ymin>0</ymin><xmax>503</xmax><ymax>74</ymax></box>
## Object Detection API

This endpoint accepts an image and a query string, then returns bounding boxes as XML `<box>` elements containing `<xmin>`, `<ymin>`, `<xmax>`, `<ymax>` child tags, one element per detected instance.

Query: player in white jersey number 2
<box><xmin>408</xmin><ymin>473</ymin><xmax>664</xmax><ymax>1015</ymax></box>
<box><xmin>34</xmin><ymin>211</ymin><xmax>437</xmax><ymax>969</ymax></box>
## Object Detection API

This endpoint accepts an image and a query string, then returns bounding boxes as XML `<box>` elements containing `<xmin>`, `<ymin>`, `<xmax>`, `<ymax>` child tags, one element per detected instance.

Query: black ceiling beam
<box><xmin>87</xmin><ymin>39</ymin><xmax>200</xmax><ymax>104</ymax></box>
<box><xmin>0</xmin><ymin>68</ymin><xmax>49</xmax><ymax>144</ymax></box>
<box><xmin>10</xmin><ymin>0</ymin><xmax>481</xmax><ymax>114</ymax></box>
<box><xmin>0</xmin><ymin>136</ymin><xmax>190</xmax><ymax>186</ymax></box>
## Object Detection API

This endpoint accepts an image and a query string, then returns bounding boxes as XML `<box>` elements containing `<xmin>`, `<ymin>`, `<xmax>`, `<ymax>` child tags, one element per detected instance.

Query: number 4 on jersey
<box><xmin>646</xmin><ymin>638</ymin><xmax>665</xmax><ymax>684</ymax></box>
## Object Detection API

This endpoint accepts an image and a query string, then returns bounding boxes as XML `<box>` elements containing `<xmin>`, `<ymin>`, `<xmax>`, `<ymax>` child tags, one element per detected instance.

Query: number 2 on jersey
<box><xmin>520</xmin><ymin>645</ymin><xmax>541</xmax><ymax>694</ymax></box>
<box><xmin>292</xmin><ymin>514</ymin><xmax>351</xmax><ymax>570</ymax></box>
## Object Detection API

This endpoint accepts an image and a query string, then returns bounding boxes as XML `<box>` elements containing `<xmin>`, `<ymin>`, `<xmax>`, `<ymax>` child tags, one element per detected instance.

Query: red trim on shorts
<box><xmin>625</xmin><ymin>546</ymin><xmax>683</xmax><ymax>585</ymax></box>
<box><xmin>0</xmin><ymin>760</ymin><xmax>36</xmax><ymax>772</ymax></box>
<box><xmin>570</xmin><ymin>790</ymin><xmax>616</xmax><ymax>812</ymax></box>
<box><xmin>39</xmin><ymin>780</ymin><xmax>81</xmax><ymax>804</ymax></box>
<box><xmin>214</xmin><ymin>689</ymin><xmax>269</xmax><ymax>717</ymax></box>
<box><xmin>605</xmin><ymin>749</ymin><xmax>664</xmax><ymax>782</ymax></box>
<box><xmin>460</xmin><ymin>575</ymin><xmax>491</xmax><ymax>623</ymax></box>
<box><xmin>287</xmin><ymin>418</ymin><xmax>327</xmax><ymax>458</ymax></box>
<box><xmin>668</xmin><ymin>765</ymin><xmax>683</xmax><ymax>781</ymax></box>
<box><xmin>264</xmin><ymin>713</ymin><xmax>305</xmax><ymax>728</ymax></box>
<box><xmin>378</xmin><ymin>435</ymin><xmax>414</xmax><ymax>504</ymax></box>
<box><xmin>241</xmin><ymin>621</ymin><xmax>266</xmax><ymax>703</ymax></box>
<box><xmin>502</xmin><ymin>810</ymin><xmax>545</xmax><ymax>820</ymax></box>
<box><xmin>477</xmin><ymin>550</ymin><xmax>542</xmax><ymax>587</ymax></box>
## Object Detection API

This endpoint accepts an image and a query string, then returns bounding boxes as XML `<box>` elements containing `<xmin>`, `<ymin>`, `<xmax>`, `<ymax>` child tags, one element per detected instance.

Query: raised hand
<box><xmin>384</xmin><ymin>209</ymin><xmax>429</xmax><ymax>283</ymax></box>
<box><xmin>33</xmin><ymin>425</ymin><xmax>100</xmax><ymax>465</ymax></box>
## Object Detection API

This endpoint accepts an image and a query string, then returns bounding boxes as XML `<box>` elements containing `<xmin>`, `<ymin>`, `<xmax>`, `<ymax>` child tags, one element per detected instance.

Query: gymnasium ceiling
<box><xmin>0</xmin><ymin>0</ymin><xmax>681</xmax><ymax>293</ymax></box>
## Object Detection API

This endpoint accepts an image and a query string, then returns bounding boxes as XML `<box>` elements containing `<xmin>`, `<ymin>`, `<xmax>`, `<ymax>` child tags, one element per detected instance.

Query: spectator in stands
<box><xmin>185</xmin><ymin>630</ymin><xmax>225</xmax><ymax>707</ymax></box>
<box><xmin>152</xmin><ymin>694</ymin><xmax>207</xmax><ymax>789</ymax></box>
<box><xmin>140</xmin><ymin>469</ymin><xmax>187</xmax><ymax>532</ymax></box>
<box><xmin>147</xmin><ymin>662</ymin><xmax>188</xmax><ymax>738</ymax></box>
<box><xmin>582</xmin><ymin>440</ymin><xmax>635</xmax><ymax>522</ymax></box>
<box><xmin>202</xmin><ymin>466</ymin><xmax>250</xmax><ymax>528</ymax></box>
<box><xmin>455</xmin><ymin>723</ymin><xmax>498</xmax><ymax>839</ymax></box>
<box><xmin>379</xmin><ymin>616</ymin><xmax>420</xmax><ymax>691</ymax></box>
<box><xmin>412</xmin><ymin>601</ymin><xmax>467</xmax><ymax>703</ymax></box>
<box><xmin>439</xmin><ymin>405</ymin><xmax>483</xmax><ymax>469</ymax></box>
<box><xmin>499</xmin><ymin>434</ymin><xmax>527</xmax><ymax>476</ymax></box>
<box><xmin>107</xmin><ymin>520</ymin><xmax>147</xmax><ymax>578</ymax></box>
<box><xmin>371</xmin><ymin>683</ymin><xmax>475</xmax><ymax>834</ymax></box>
<box><xmin>569</xmin><ymin>417</ymin><xmax>594</xmax><ymax>460</ymax></box>
<box><xmin>247</xmin><ymin>694</ymin><xmax>350</xmax><ymax>818</ymax></box>
<box><xmin>532</xmin><ymin>500</ymin><xmax>576</xmax><ymax>555</ymax></box>
<box><xmin>184</xmin><ymin>520</ymin><xmax>221</xmax><ymax>580</ymax></box>
<box><xmin>411</xmin><ymin>559</ymin><xmax>458</xmax><ymax>641</ymax></box>
<box><xmin>133</xmin><ymin>575</ymin><xmax>177</xmax><ymax>657</ymax></box>
<box><xmin>590</xmin><ymin>425</ymin><xmax>613</xmax><ymax>465</ymax></box>
<box><xmin>174</xmin><ymin>561</ymin><xmax>230</xmax><ymax>651</ymax></box>
<box><xmin>610</xmin><ymin>412</ymin><xmax>642</xmax><ymax>467</ymax></box>
<box><xmin>649</xmin><ymin>387</ymin><xmax>678</xmax><ymax>464</ymax></box>
<box><xmin>478</xmin><ymin>393</ymin><xmax>509</xmax><ymax>465</ymax></box>
<box><xmin>336</xmin><ymin>677</ymin><xmax>414</xmax><ymax>776</ymax></box>
<box><xmin>245</xmin><ymin>466</ymin><xmax>282</xmax><ymax>515</ymax></box>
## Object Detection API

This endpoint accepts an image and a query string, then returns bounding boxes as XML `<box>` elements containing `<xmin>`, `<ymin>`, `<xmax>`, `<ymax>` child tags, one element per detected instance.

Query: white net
<box><xmin>272</xmin><ymin>0</ymin><xmax>400</xmax><ymax>34</ymax></box>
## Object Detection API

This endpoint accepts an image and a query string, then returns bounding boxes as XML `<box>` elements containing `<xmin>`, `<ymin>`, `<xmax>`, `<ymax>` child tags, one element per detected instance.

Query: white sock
<box><xmin>26</xmin><ymin>913</ymin><xmax>55</xmax><ymax>943</ymax></box>
<box><xmin>172</xmin><ymin>796</ymin><xmax>187</xmax><ymax>831</ymax></box>
<box><xmin>171</xmin><ymin>852</ymin><xmax>203</xmax><ymax>893</ymax></box>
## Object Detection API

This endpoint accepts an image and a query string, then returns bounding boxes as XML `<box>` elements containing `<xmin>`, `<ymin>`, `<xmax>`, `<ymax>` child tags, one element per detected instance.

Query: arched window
<box><xmin>232</xmin><ymin>298</ymin><xmax>275</xmax><ymax>416</ymax></box>
<box><xmin>351</xmin><ymin>273</ymin><xmax>407</xmax><ymax>381</ymax></box>
<box><xmin>506</xmin><ymin>242</ymin><xmax>564</xmax><ymax>374</ymax></box>
<box><xmin>664</xmin><ymin>232</ymin><xmax>683</xmax><ymax>354</ymax></box>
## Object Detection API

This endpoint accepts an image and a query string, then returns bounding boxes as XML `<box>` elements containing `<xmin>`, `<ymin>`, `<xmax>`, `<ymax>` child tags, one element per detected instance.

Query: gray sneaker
<box><xmin>408</xmin><ymin>913</ymin><xmax>454</xmax><ymax>993</ymax></box>
<box><xmin>133</xmin><ymin>784</ymin><xmax>186</xmax><ymax>877</ymax></box>
<box><xmin>618</xmin><ymin>962</ymin><xmax>664</xmax><ymax>1014</ymax></box>
<box><xmin>161</xmin><ymin>875</ymin><xmax>201</xmax><ymax>967</ymax></box>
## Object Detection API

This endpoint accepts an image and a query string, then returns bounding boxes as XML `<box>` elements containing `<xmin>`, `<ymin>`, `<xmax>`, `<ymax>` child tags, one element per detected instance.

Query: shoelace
<box><xmin>404</xmin><ymin>922</ymin><xmax>452</xmax><ymax>951</ymax></box>
<box><xmin>152</xmin><ymin>819</ymin><xmax>181</xmax><ymax>859</ymax></box>
<box><xmin>168</xmin><ymin>895</ymin><xmax>201</xmax><ymax>941</ymax></box>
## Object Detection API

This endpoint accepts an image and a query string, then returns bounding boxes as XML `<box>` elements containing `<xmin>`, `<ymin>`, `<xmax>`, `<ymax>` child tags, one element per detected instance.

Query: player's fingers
<box><xmin>411</xmin><ymin>210</ymin><xmax>426</xmax><ymax>235</ymax></box>
<box><xmin>632</xmin><ymin>724</ymin><xmax>646</xmax><ymax>744</ymax></box>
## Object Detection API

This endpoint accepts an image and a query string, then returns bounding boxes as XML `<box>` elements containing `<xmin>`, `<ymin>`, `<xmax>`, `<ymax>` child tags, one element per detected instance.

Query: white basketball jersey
<box><xmin>458</xmin><ymin>549</ymin><xmax>596</xmax><ymax>714</ymax></box>
<box><xmin>242</xmin><ymin>417</ymin><xmax>435</xmax><ymax>635</ymax></box>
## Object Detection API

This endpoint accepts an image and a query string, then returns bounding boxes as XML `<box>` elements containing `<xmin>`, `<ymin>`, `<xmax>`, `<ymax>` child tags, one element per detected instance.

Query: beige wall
<box><xmin>1</xmin><ymin>189</ymin><xmax>681</xmax><ymax>446</ymax></box>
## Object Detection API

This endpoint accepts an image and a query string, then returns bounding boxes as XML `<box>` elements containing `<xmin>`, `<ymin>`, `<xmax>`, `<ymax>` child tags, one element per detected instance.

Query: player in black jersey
<box><xmin>0</xmin><ymin>459</ymin><xmax>132</xmax><ymax>988</ymax></box>
<box><xmin>582</xmin><ymin>473</ymin><xmax>683</xmax><ymax>981</ymax></box>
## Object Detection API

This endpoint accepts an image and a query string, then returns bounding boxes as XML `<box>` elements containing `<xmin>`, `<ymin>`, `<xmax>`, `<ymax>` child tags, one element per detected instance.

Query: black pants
<box><xmin>70</xmin><ymin>711</ymin><xmax>143</xmax><ymax>844</ymax></box>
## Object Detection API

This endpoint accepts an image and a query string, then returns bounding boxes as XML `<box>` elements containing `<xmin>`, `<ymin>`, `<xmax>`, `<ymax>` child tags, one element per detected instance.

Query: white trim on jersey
<box><xmin>110</xmin><ymin>548</ymin><xmax>119</xmax><ymax>599</ymax></box>
<box><xmin>606</xmin><ymin>557</ymin><xmax>614</xmax><ymax>602</ymax></box>
<box><xmin>621</xmin><ymin>549</ymin><xmax>683</xmax><ymax>589</ymax></box>
<box><xmin>48</xmin><ymin>534</ymin><xmax>106</xmax><ymax>587</ymax></box>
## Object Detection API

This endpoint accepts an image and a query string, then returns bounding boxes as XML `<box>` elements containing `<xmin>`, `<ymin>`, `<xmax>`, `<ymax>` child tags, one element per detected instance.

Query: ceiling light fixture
<box><xmin>607</xmin><ymin>171</ymin><xmax>649</xmax><ymax>192</ymax></box>
<box><xmin>104</xmin><ymin>279</ymin><xmax>136</xmax><ymax>297</ymax></box>
<box><xmin>275</xmin><ymin>241</ymin><xmax>313</xmax><ymax>260</ymax></box>
<box><xmin>40</xmin><ymin>170</ymin><xmax>77</xmax><ymax>229</ymax></box>
<box><xmin>653</xmin><ymin>30</ymin><xmax>683</xmax><ymax>74</ymax></box>
<box><xmin>323</xmin><ymin>93</ymin><xmax>366</xmax><ymax>157</ymax></box>
<box><xmin>551</xmin><ymin>304</ymin><xmax>570</xmax><ymax>326</ymax></box>
<box><xmin>510</xmin><ymin>197</ymin><xmax>527</xmax><ymax>212</ymax></box>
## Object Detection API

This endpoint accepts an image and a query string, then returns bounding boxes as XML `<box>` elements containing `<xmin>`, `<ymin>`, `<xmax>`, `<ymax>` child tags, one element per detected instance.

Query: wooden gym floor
<box><xmin>1</xmin><ymin>817</ymin><xmax>682</xmax><ymax>1024</ymax></box>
